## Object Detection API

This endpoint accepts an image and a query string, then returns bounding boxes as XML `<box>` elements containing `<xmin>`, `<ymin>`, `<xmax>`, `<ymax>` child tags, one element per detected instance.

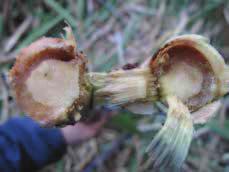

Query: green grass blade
<box><xmin>45</xmin><ymin>0</ymin><xmax>77</xmax><ymax>28</ymax></box>
<box><xmin>16</xmin><ymin>15</ymin><xmax>63</xmax><ymax>51</ymax></box>
<box><xmin>208</xmin><ymin>119</ymin><xmax>229</xmax><ymax>140</ymax></box>
<box><xmin>0</xmin><ymin>15</ymin><xmax>3</xmax><ymax>38</ymax></box>
<box><xmin>77</xmin><ymin>0</ymin><xmax>86</xmax><ymax>20</ymax></box>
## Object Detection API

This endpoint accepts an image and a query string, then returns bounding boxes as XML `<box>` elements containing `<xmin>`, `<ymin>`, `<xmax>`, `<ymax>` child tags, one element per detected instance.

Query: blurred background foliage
<box><xmin>1</xmin><ymin>0</ymin><xmax>229</xmax><ymax>171</ymax></box>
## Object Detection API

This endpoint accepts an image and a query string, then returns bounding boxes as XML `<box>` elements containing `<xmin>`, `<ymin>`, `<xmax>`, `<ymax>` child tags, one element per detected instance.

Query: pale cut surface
<box><xmin>160</xmin><ymin>61</ymin><xmax>203</xmax><ymax>101</ymax></box>
<box><xmin>26</xmin><ymin>59</ymin><xmax>79</xmax><ymax>113</ymax></box>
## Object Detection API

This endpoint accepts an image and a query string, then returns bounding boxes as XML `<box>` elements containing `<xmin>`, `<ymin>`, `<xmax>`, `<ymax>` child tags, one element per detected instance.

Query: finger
<box><xmin>91</xmin><ymin>116</ymin><xmax>108</xmax><ymax>132</ymax></box>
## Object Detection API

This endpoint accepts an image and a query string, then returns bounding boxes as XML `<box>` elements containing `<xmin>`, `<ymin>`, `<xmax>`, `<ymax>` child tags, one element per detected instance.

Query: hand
<box><xmin>61</xmin><ymin>109</ymin><xmax>116</xmax><ymax>145</ymax></box>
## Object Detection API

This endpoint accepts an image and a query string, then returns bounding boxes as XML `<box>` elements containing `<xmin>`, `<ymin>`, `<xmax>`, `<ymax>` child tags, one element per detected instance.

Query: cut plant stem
<box><xmin>8</xmin><ymin>30</ymin><xmax>229</xmax><ymax>172</ymax></box>
<box><xmin>87</xmin><ymin>34</ymin><xmax>229</xmax><ymax>170</ymax></box>
<box><xmin>87</xmin><ymin>67</ymin><xmax>158</xmax><ymax>106</ymax></box>
<box><xmin>9</xmin><ymin>31</ymin><xmax>229</xmax><ymax>170</ymax></box>
<box><xmin>9</xmin><ymin>26</ymin><xmax>91</xmax><ymax>126</ymax></box>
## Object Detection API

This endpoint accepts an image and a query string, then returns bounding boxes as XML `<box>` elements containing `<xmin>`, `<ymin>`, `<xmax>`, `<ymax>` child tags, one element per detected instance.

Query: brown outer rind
<box><xmin>160</xmin><ymin>35</ymin><xmax>228</xmax><ymax>96</ymax></box>
<box><xmin>149</xmin><ymin>36</ymin><xmax>223</xmax><ymax>111</ymax></box>
<box><xmin>10</xmin><ymin>37</ymin><xmax>89</xmax><ymax>126</ymax></box>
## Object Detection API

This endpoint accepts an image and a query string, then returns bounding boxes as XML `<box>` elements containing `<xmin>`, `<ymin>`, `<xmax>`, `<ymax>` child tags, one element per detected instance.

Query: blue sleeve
<box><xmin>0</xmin><ymin>117</ymin><xmax>67</xmax><ymax>172</ymax></box>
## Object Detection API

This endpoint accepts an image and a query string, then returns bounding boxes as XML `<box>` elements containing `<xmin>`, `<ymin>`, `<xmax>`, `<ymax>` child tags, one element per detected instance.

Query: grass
<box><xmin>15</xmin><ymin>15</ymin><xmax>64</xmax><ymax>51</ymax></box>
<box><xmin>1</xmin><ymin>0</ymin><xmax>229</xmax><ymax>172</ymax></box>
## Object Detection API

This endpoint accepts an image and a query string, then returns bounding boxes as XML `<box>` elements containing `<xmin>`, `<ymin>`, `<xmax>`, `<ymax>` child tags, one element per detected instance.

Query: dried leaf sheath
<box><xmin>146</xmin><ymin>96</ymin><xmax>193</xmax><ymax>170</ymax></box>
